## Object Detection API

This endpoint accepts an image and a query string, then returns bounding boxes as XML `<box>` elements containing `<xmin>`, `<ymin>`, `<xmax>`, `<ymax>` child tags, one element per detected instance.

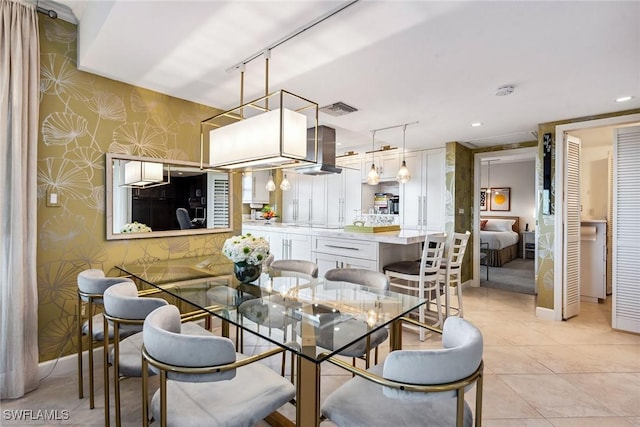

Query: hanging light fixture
<box><xmin>280</xmin><ymin>173</ymin><xmax>291</xmax><ymax>191</ymax></box>
<box><xmin>201</xmin><ymin>50</ymin><xmax>319</xmax><ymax>171</ymax></box>
<box><xmin>486</xmin><ymin>160</ymin><xmax>492</xmax><ymax>193</ymax></box>
<box><xmin>366</xmin><ymin>131</ymin><xmax>380</xmax><ymax>185</ymax></box>
<box><xmin>265</xmin><ymin>174</ymin><xmax>276</xmax><ymax>191</ymax></box>
<box><xmin>396</xmin><ymin>124</ymin><xmax>411</xmax><ymax>183</ymax></box>
<box><xmin>121</xmin><ymin>160</ymin><xmax>170</xmax><ymax>189</ymax></box>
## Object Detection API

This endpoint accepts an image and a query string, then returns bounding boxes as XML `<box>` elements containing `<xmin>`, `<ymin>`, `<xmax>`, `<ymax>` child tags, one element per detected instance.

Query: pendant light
<box><xmin>486</xmin><ymin>160</ymin><xmax>492</xmax><ymax>193</ymax></box>
<box><xmin>265</xmin><ymin>174</ymin><xmax>276</xmax><ymax>191</ymax></box>
<box><xmin>280</xmin><ymin>173</ymin><xmax>291</xmax><ymax>191</ymax></box>
<box><xmin>366</xmin><ymin>131</ymin><xmax>380</xmax><ymax>185</ymax></box>
<box><xmin>396</xmin><ymin>124</ymin><xmax>411</xmax><ymax>183</ymax></box>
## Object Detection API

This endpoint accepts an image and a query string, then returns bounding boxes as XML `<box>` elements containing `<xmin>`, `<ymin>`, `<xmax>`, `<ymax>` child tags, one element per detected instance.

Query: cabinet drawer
<box><xmin>313</xmin><ymin>237</ymin><xmax>377</xmax><ymax>259</ymax></box>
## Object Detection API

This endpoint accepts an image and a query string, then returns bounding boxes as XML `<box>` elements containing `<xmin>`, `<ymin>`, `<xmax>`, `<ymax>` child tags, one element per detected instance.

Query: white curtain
<box><xmin>0</xmin><ymin>0</ymin><xmax>40</xmax><ymax>398</ymax></box>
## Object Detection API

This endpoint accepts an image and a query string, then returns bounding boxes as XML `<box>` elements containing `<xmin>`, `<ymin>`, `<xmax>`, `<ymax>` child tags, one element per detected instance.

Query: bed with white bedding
<box><xmin>480</xmin><ymin>216</ymin><xmax>520</xmax><ymax>267</ymax></box>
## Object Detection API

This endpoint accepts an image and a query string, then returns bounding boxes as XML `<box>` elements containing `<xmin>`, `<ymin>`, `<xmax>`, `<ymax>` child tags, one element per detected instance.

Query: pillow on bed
<box><xmin>483</xmin><ymin>219</ymin><xmax>515</xmax><ymax>232</ymax></box>
<box><xmin>480</xmin><ymin>219</ymin><xmax>488</xmax><ymax>230</ymax></box>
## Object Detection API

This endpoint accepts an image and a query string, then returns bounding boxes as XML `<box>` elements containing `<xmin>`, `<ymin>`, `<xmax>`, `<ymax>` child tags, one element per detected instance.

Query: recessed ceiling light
<box><xmin>471</xmin><ymin>122</ymin><xmax>483</xmax><ymax>127</ymax></box>
<box><xmin>616</xmin><ymin>96</ymin><xmax>634</xmax><ymax>103</ymax></box>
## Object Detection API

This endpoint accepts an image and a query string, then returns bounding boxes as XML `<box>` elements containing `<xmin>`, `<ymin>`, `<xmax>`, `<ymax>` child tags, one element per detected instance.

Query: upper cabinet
<box><xmin>282</xmin><ymin>172</ymin><xmax>326</xmax><ymax>225</ymax></box>
<box><xmin>398</xmin><ymin>148</ymin><xmax>445</xmax><ymax>231</ymax></box>
<box><xmin>242</xmin><ymin>171</ymin><xmax>270</xmax><ymax>205</ymax></box>
<box><xmin>359</xmin><ymin>151</ymin><xmax>400</xmax><ymax>182</ymax></box>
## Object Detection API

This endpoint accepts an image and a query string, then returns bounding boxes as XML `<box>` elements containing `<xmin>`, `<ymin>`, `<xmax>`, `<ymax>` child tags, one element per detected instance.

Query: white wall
<box><xmin>580</xmin><ymin>145</ymin><xmax>610</xmax><ymax>220</ymax></box>
<box><xmin>480</xmin><ymin>160</ymin><xmax>535</xmax><ymax>232</ymax></box>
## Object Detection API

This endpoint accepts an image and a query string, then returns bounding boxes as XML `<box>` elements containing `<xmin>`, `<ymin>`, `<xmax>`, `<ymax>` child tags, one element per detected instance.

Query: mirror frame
<box><xmin>106</xmin><ymin>153</ymin><xmax>234</xmax><ymax>240</ymax></box>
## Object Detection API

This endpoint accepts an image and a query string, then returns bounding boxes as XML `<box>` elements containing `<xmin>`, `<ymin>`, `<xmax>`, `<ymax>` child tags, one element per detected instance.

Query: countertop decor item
<box><xmin>222</xmin><ymin>233</ymin><xmax>270</xmax><ymax>283</ymax></box>
<box><xmin>261</xmin><ymin>205</ymin><xmax>278</xmax><ymax>224</ymax></box>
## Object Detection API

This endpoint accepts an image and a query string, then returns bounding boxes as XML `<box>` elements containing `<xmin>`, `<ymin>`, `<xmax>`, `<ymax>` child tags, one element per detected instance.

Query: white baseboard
<box><xmin>38</xmin><ymin>347</ymin><xmax>104</xmax><ymax>380</ymax></box>
<box><xmin>535</xmin><ymin>306</ymin><xmax>555</xmax><ymax>321</ymax></box>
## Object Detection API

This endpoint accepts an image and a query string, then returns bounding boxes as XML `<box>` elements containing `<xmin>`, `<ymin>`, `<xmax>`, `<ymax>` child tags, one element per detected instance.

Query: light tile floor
<box><xmin>2</xmin><ymin>286</ymin><xmax>639</xmax><ymax>426</ymax></box>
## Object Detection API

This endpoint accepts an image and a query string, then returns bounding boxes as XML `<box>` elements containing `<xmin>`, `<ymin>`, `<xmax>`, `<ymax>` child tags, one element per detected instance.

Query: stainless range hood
<box><xmin>296</xmin><ymin>125</ymin><xmax>342</xmax><ymax>175</ymax></box>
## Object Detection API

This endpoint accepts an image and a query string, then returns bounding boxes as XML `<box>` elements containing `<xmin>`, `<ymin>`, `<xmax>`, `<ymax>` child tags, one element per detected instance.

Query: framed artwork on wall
<box><xmin>480</xmin><ymin>188</ymin><xmax>488</xmax><ymax>211</ymax></box>
<box><xmin>490</xmin><ymin>187</ymin><xmax>511</xmax><ymax>211</ymax></box>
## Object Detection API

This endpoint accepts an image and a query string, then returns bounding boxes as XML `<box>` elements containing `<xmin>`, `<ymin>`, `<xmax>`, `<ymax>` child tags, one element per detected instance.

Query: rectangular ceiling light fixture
<box><xmin>121</xmin><ymin>161</ymin><xmax>170</xmax><ymax>188</ymax></box>
<box><xmin>202</xmin><ymin>90</ymin><xmax>319</xmax><ymax>171</ymax></box>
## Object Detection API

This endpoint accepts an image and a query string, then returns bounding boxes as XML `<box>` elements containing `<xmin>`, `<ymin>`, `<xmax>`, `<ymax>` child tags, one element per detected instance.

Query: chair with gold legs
<box><xmin>76</xmin><ymin>269</ymin><xmax>134</xmax><ymax>409</ymax></box>
<box><xmin>141</xmin><ymin>305</ymin><xmax>296</xmax><ymax>427</ymax></box>
<box><xmin>315</xmin><ymin>268</ymin><xmax>391</xmax><ymax>369</ymax></box>
<box><xmin>322</xmin><ymin>316</ymin><xmax>484</xmax><ymax>427</ymax></box>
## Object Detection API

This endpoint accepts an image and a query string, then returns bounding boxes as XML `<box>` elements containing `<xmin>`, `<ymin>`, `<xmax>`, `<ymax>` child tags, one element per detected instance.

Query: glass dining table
<box><xmin>117</xmin><ymin>255</ymin><xmax>425</xmax><ymax>427</ymax></box>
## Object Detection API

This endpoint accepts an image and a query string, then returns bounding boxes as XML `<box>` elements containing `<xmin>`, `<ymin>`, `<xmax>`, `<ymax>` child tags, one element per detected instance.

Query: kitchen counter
<box><xmin>242</xmin><ymin>221</ymin><xmax>431</xmax><ymax>245</ymax></box>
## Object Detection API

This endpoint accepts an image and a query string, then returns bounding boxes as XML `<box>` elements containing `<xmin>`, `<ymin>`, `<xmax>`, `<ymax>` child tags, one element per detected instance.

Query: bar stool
<box><xmin>76</xmin><ymin>269</ymin><xmax>134</xmax><ymax>409</ymax></box>
<box><xmin>440</xmin><ymin>231</ymin><xmax>471</xmax><ymax>319</ymax></box>
<box><xmin>384</xmin><ymin>234</ymin><xmax>447</xmax><ymax>340</ymax></box>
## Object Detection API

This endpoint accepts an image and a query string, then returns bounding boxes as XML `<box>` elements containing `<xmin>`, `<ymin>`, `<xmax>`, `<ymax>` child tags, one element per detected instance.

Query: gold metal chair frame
<box><xmin>76</xmin><ymin>290</ymin><xmax>105</xmax><ymax>409</ymax></box>
<box><xmin>321</xmin><ymin>317</ymin><xmax>484</xmax><ymax>427</ymax></box>
<box><xmin>141</xmin><ymin>344</ymin><xmax>289</xmax><ymax>427</ymax></box>
<box><xmin>102</xmin><ymin>308</ymin><xmax>210</xmax><ymax>427</ymax></box>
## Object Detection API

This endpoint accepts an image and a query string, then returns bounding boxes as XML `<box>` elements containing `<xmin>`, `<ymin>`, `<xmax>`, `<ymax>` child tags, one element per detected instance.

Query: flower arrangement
<box><xmin>222</xmin><ymin>233</ymin><xmax>270</xmax><ymax>265</ymax></box>
<box><xmin>261</xmin><ymin>205</ymin><xmax>277</xmax><ymax>221</ymax></box>
<box><xmin>121</xmin><ymin>221</ymin><xmax>152</xmax><ymax>233</ymax></box>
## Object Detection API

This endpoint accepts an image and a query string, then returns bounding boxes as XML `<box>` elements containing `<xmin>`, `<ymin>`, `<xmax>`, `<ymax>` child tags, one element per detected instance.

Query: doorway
<box><xmin>554</xmin><ymin>113</ymin><xmax>640</xmax><ymax>332</ymax></box>
<box><xmin>473</xmin><ymin>147</ymin><xmax>538</xmax><ymax>295</ymax></box>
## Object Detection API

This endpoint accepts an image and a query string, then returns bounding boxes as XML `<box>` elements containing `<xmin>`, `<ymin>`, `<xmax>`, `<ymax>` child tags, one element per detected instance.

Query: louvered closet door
<box><xmin>613</xmin><ymin>126</ymin><xmax>640</xmax><ymax>333</ymax></box>
<box><xmin>563</xmin><ymin>135</ymin><xmax>581</xmax><ymax>319</ymax></box>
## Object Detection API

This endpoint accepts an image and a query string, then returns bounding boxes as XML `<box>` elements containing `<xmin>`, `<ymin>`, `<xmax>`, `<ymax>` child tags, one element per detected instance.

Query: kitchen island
<box><xmin>242</xmin><ymin>222</ymin><xmax>435</xmax><ymax>276</ymax></box>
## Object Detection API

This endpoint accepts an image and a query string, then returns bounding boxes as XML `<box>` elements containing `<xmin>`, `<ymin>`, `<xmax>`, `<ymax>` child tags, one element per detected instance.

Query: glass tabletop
<box><xmin>117</xmin><ymin>255</ymin><xmax>425</xmax><ymax>364</ymax></box>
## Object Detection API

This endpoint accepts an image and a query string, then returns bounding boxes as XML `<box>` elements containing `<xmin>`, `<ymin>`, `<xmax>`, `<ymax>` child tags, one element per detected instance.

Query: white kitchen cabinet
<box><xmin>269</xmin><ymin>230</ymin><xmax>312</xmax><ymax>261</ymax></box>
<box><xmin>242</xmin><ymin>226</ymin><xmax>312</xmax><ymax>262</ymax></box>
<box><xmin>399</xmin><ymin>148</ymin><xmax>445</xmax><ymax>231</ymax></box>
<box><xmin>311</xmin><ymin>236</ymin><xmax>378</xmax><ymax>276</ymax></box>
<box><xmin>360</xmin><ymin>151</ymin><xmax>399</xmax><ymax>182</ymax></box>
<box><xmin>326</xmin><ymin>166</ymin><xmax>361</xmax><ymax>227</ymax></box>
<box><xmin>281</xmin><ymin>173</ymin><xmax>326</xmax><ymax>225</ymax></box>
<box><xmin>241</xmin><ymin>171</ymin><xmax>270</xmax><ymax>205</ymax></box>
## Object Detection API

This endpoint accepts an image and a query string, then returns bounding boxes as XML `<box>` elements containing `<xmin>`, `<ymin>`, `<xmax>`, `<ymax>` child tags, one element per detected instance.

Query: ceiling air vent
<box><xmin>320</xmin><ymin>102</ymin><xmax>358</xmax><ymax>117</ymax></box>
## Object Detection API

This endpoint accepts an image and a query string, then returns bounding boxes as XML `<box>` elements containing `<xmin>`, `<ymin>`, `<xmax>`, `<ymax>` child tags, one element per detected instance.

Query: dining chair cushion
<box><xmin>77</xmin><ymin>269</ymin><xmax>133</xmax><ymax>302</ymax></box>
<box><xmin>144</xmin><ymin>305</ymin><xmax>238</xmax><ymax>383</ymax></box>
<box><xmin>82</xmin><ymin>313</ymin><xmax>115</xmax><ymax>340</ymax></box>
<box><xmin>321</xmin><ymin>363</ymin><xmax>473</xmax><ymax>427</ymax></box>
<box><xmin>104</xmin><ymin>281</ymin><xmax>168</xmax><ymax>334</ymax></box>
<box><xmin>324</xmin><ymin>268</ymin><xmax>389</xmax><ymax>290</ymax></box>
<box><xmin>383</xmin><ymin>260</ymin><xmax>437</xmax><ymax>276</ymax></box>
<box><xmin>382</xmin><ymin>317</ymin><xmax>483</xmax><ymax>401</ymax></box>
<box><xmin>315</xmin><ymin>321</ymin><xmax>388</xmax><ymax>358</ymax></box>
<box><xmin>149</xmin><ymin>361</ymin><xmax>296</xmax><ymax>427</ymax></box>
<box><xmin>270</xmin><ymin>259</ymin><xmax>319</xmax><ymax>278</ymax></box>
<box><xmin>111</xmin><ymin>322</ymin><xmax>213</xmax><ymax>378</ymax></box>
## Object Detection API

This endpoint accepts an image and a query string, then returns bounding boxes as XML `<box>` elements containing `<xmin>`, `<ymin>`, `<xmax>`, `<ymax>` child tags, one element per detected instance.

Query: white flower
<box><xmin>121</xmin><ymin>221</ymin><xmax>152</xmax><ymax>233</ymax></box>
<box><xmin>222</xmin><ymin>233</ymin><xmax>270</xmax><ymax>265</ymax></box>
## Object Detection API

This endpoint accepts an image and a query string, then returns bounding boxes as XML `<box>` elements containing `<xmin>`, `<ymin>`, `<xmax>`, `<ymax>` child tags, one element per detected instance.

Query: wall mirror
<box><xmin>106</xmin><ymin>153</ymin><xmax>233</xmax><ymax>240</ymax></box>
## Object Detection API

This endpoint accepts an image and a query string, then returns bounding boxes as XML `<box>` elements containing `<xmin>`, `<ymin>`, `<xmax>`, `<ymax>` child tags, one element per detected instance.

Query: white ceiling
<box><xmin>47</xmin><ymin>0</ymin><xmax>640</xmax><ymax>154</ymax></box>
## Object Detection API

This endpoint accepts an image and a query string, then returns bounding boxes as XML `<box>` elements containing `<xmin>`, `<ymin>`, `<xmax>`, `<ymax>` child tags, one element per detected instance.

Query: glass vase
<box><xmin>233</xmin><ymin>262</ymin><xmax>262</xmax><ymax>284</ymax></box>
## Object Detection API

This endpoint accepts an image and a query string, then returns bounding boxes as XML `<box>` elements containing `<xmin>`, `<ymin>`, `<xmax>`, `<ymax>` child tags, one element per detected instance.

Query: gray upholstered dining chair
<box><xmin>270</xmin><ymin>259</ymin><xmax>319</xmax><ymax>280</ymax></box>
<box><xmin>383</xmin><ymin>233</ymin><xmax>447</xmax><ymax>339</ymax></box>
<box><xmin>141</xmin><ymin>305</ymin><xmax>296</xmax><ymax>427</ymax></box>
<box><xmin>102</xmin><ymin>281</ymin><xmax>168</xmax><ymax>427</ymax></box>
<box><xmin>76</xmin><ymin>269</ymin><xmax>134</xmax><ymax>409</ymax></box>
<box><xmin>315</xmin><ymin>268</ymin><xmax>390</xmax><ymax>368</ymax></box>
<box><xmin>239</xmin><ymin>259</ymin><xmax>319</xmax><ymax>379</ymax></box>
<box><xmin>321</xmin><ymin>316</ymin><xmax>484</xmax><ymax>427</ymax></box>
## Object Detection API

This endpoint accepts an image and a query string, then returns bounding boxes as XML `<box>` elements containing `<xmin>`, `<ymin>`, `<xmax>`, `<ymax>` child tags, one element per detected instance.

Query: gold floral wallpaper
<box><xmin>37</xmin><ymin>17</ymin><xmax>239</xmax><ymax>362</ymax></box>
